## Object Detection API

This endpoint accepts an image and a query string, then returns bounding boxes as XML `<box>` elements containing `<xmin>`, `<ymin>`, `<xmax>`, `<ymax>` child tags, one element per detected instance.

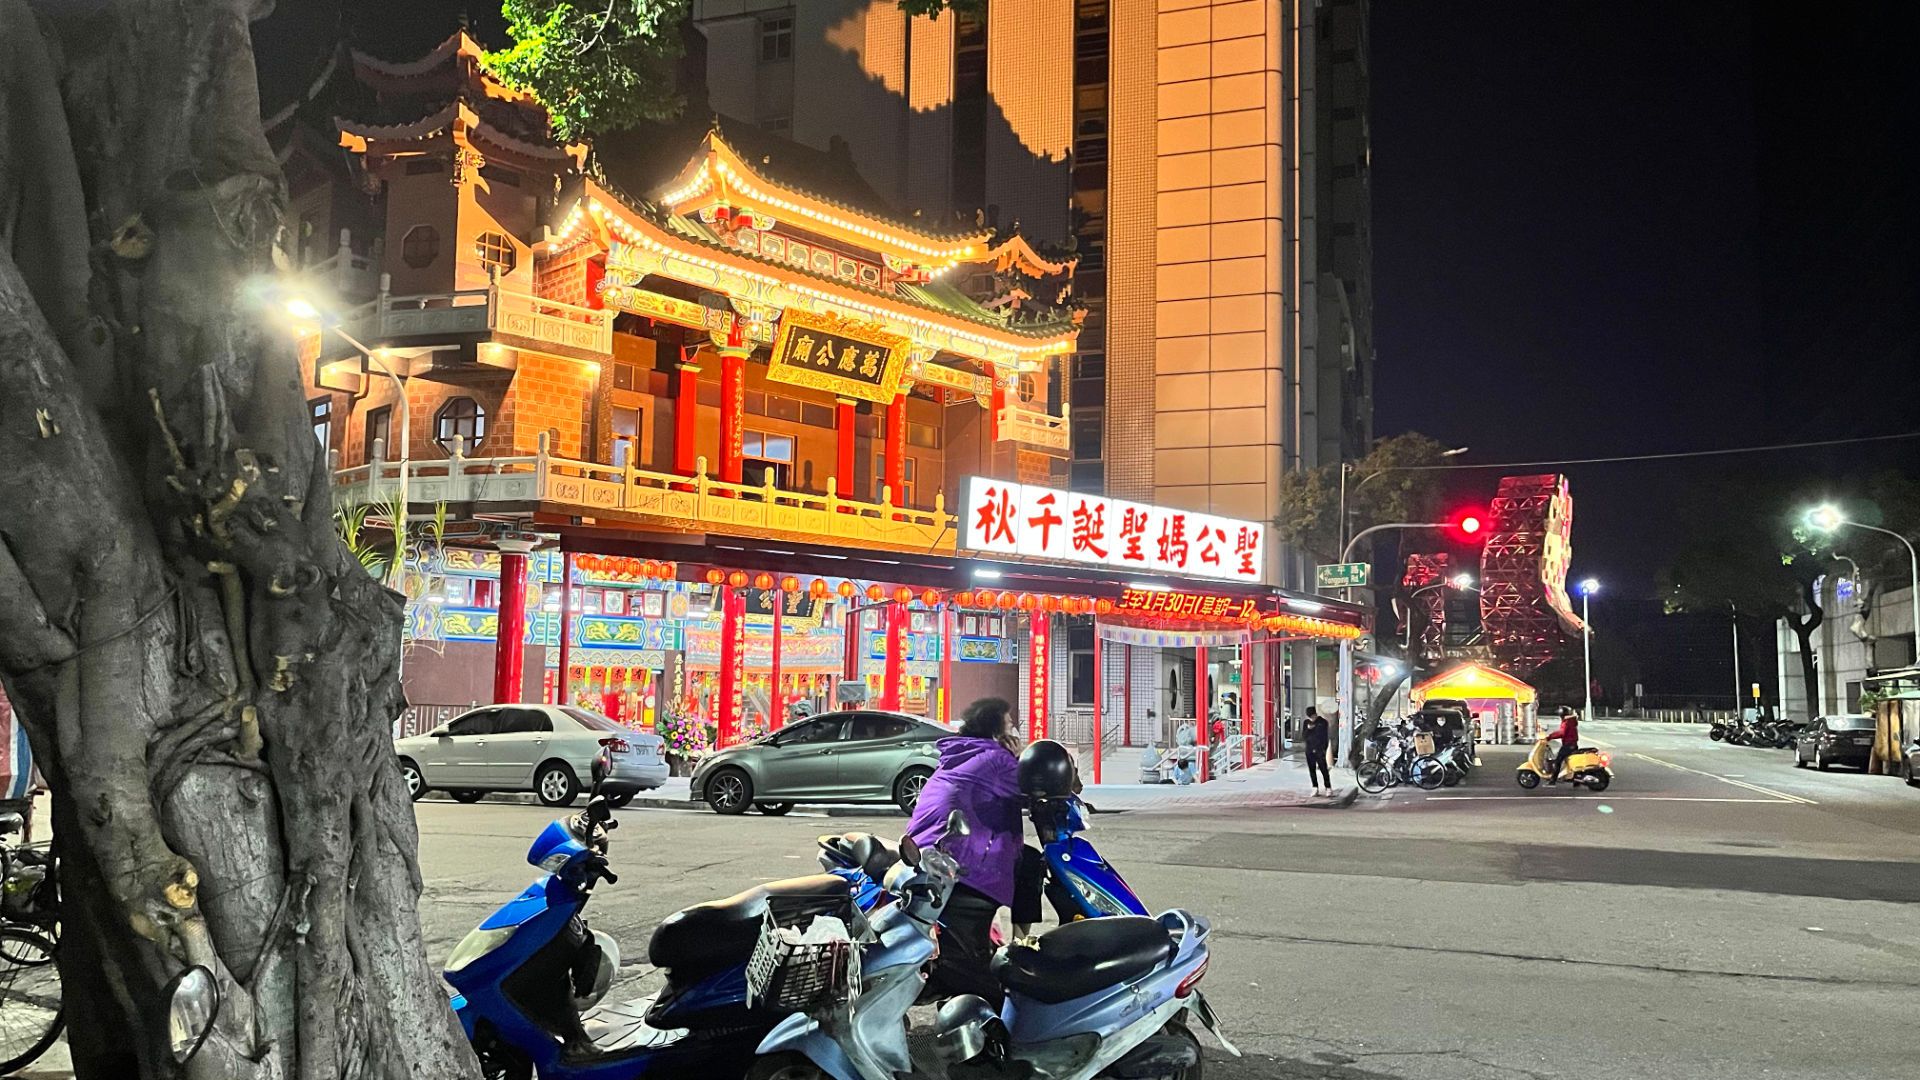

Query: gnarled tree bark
<box><xmin>0</xmin><ymin>1</ymin><xmax>475</xmax><ymax>1077</ymax></box>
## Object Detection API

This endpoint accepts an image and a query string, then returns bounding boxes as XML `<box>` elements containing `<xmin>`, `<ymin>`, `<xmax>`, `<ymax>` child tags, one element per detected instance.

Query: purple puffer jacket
<box><xmin>905</xmin><ymin>736</ymin><xmax>1023</xmax><ymax>907</ymax></box>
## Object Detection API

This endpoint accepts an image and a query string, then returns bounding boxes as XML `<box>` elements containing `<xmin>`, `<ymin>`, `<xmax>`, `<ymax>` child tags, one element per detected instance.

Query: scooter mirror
<box><xmin>899</xmin><ymin>833</ymin><xmax>923</xmax><ymax>868</ymax></box>
<box><xmin>944</xmin><ymin>810</ymin><xmax>971</xmax><ymax>839</ymax></box>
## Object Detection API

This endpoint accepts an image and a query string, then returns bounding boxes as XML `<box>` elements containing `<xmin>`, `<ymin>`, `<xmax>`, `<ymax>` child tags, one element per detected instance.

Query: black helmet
<box><xmin>1017</xmin><ymin>739</ymin><xmax>1076</xmax><ymax>798</ymax></box>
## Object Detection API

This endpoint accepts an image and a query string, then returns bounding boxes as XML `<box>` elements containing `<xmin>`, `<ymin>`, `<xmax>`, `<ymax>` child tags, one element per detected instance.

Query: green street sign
<box><xmin>1315</xmin><ymin>562</ymin><xmax>1370</xmax><ymax>589</ymax></box>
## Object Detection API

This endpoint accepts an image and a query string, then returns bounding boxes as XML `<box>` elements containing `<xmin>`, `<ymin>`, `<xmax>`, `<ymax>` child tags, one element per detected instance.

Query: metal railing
<box><xmin>997</xmin><ymin>402</ymin><xmax>1070</xmax><ymax>452</ymax></box>
<box><xmin>317</xmin><ymin>282</ymin><xmax>614</xmax><ymax>361</ymax></box>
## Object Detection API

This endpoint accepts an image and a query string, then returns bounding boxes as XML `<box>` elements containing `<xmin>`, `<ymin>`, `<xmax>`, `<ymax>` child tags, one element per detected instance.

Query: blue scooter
<box><xmin>444</xmin><ymin>796</ymin><xmax>858</xmax><ymax>1079</ymax></box>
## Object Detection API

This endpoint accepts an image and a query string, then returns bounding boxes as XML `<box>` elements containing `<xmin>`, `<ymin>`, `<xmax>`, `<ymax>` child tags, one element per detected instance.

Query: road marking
<box><xmin>1627</xmin><ymin>752</ymin><xmax>1818</xmax><ymax>805</ymax></box>
<box><xmin>1422</xmin><ymin>795</ymin><xmax>1792</xmax><ymax>803</ymax></box>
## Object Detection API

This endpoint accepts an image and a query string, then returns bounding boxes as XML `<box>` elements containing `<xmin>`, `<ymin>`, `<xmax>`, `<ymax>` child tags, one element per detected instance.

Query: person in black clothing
<box><xmin>1304</xmin><ymin>707</ymin><xmax>1333</xmax><ymax>796</ymax></box>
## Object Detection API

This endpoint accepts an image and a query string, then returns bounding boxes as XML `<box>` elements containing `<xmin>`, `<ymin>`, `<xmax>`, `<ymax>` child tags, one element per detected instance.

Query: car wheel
<box><xmin>450</xmin><ymin>790</ymin><xmax>485</xmax><ymax>804</ymax></box>
<box><xmin>399</xmin><ymin>759</ymin><xmax>427</xmax><ymax>802</ymax></box>
<box><xmin>757</xmin><ymin>802</ymin><xmax>795</xmax><ymax>816</ymax></box>
<box><xmin>1815</xmin><ymin>748</ymin><xmax>1828</xmax><ymax>771</ymax></box>
<box><xmin>534</xmin><ymin>762</ymin><xmax>581</xmax><ymax>807</ymax></box>
<box><xmin>1905</xmin><ymin>762</ymin><xmax>1916</xmax><ymax>786</ymax></box>
<box><xmin>706</xmin><ymin>768</ymin><xmax>754</xmax><ymax>815</ymax></box>
<box><xmin>894</xmin><ymin>767</ymin><xmax>934</xmax><ymax>812</ymax></box>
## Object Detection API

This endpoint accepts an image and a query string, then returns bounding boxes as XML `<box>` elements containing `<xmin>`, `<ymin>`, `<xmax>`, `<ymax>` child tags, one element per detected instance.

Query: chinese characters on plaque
<box><xmin>961</xmin><ymin>478</ymin><xmax>1265</xmax><ymax>584</ymax></box>
<box><xmin>764</xmin><ymin>308</ymin><xmax>911</xmax><ymax>405</ymax></box>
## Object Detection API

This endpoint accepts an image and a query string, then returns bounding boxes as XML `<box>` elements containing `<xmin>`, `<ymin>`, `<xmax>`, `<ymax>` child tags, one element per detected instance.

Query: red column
<box><xmin>882</xmin><ymin>598</ymin><xmax>906</xmax><ymax>711</ymax></box>
<box><xmin>673</xmin><ymin>355</ymin><xmax>700</xmax><ymax>480</ymax></box>
<box><xmin>556</xmin><ymin>552</ymin><xmax>573</xmax><ymax>706</ymax></box>
<box><xmin>770</xmin><ymin>590</ymin><xmax>785</xmax><ymax>729</ymax></box>
<box><xmin>718</xmin><ymin>349</ymin><xmax>746</xmax><ymax>488</ymax></box>
<box><xmin>1242</xmin><ymin>634</ymin><xmax>1255</xmax><ymax>770</ymax></box>
<box><xmin>492</xmin><ymin>544</ymin><xmax>532</xmax><ymax>704</ymax></box>
<box><xmin>1123</xmin><ymin>643</ymin><xmax>1134</xmax><ymax>746</ymax></box>
<box><xmin>1029</xmin><ymin>613</ymin><xmax>1051</xmax><ymax>741</ymax></box>
<box><xmin>885</xmin><ymin>393</ymin><xmax>906</xmax><ymax>512</ymax></box>
<box><xmin>717</xmin><ymin>585</ymin><xmax>745</xmax><ymax>746</ymax></box>
<box><xmin>1194</xmin><ymin>643</ymin><xmax>1209</xmax><ymax>782</ymax></box>
<box><xmin>1091</xmin><ymin>621</ymin><xmax>1104</xmax><ymax>785</ymax></box>
<box><xmin>989</xmin><ymin>364</ymin><xmax>1004</xmax><ymax>442</ymax></box>
<box><xmin>835</xmin><ymin>398</ymin><xmax>857</xmax><ymax>509</ymax></box>
<box><xmin>940</xmin><ymin>603</ymin><xmax>955</xmax><ymax>725</ymax></box>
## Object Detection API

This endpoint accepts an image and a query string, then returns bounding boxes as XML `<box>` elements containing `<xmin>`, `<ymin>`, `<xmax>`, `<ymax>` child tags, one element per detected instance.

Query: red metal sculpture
<box><xmin>1478</xmin><ymin>474</ymin><xmax>1584</xmax><ymax>675</ymax></box>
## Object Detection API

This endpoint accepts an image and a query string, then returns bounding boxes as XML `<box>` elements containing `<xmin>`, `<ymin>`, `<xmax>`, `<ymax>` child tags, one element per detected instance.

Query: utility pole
<box><xmin>1730</xmin><ymin>612</ymin><xmax>1742</xmax><ymax>715</ymax></box>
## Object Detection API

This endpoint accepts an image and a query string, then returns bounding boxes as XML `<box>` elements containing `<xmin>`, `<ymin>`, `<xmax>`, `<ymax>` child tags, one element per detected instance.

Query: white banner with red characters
<box><xmin>962</xmin><ymin>478</ymin><xmax>1265</xmax><ymax>584</ymax></box>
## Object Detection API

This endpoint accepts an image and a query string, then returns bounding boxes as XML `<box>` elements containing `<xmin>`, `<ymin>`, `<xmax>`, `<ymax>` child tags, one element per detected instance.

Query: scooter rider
<box><xmin>904</xmin><ymin>697</ymin><xmax>1024</xmax><ymax>1005</ymax></box>
<box><xmin>1544</xmin><ymin>706</ymin><xmax>1580</xmax><ymax>784</ymax></box>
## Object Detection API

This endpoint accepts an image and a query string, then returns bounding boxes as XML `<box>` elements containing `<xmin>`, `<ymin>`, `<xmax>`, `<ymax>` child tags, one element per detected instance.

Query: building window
<box><xmin>906</xmin><ymin>421</ymin><xmax>941</xmax><ymax>450</ymax></box>
<box><xmin>759</xmin><ymin>115</ymin><xmax>792</xmax><ymax>135</ymax></box>
<box><xmin>364</xmin><ymin>405</ymin><xmax>391</xmax><ymax>464</ymax></box>
<box><xmin>1072</xmin><ymin>409</ymin><xmax>1103</xmax><ymax>460</ymax></box>
<box><xmin>435</xmin><ymin>397</ymin><xmax>487</xmax><ymax>454</ymax></box>
<box><xmin>310</xmin><ymin>397</ymin><xmax>332</xmax><ymax>452</ymax></box>
<box><xmin>743</xmin><ymin>430</ymin><xmax>794</xmax><ymax>488</ymax></box>
<box><xmin>801</xmin><ymin>402</ymin><xmax>835</xmax><ymax>428</ymax></box>
<box><xmin>474</xmin><ymin>232</ymin><xmax>517</xmax><ymax>276</ymax></box>
<box><xmin>402</xmin><ymin>225</ymin><xmax>440</xmax><ymax>269</ymax></box>
<box><xmin>873</xmin><ymin>455</ymin><xmax>917</xmax><ymax>504</ymax></box>
<box><xmin>760</xmin><ymin>15</ymin><xmax>793</xmax><ymax>61</ymax></box>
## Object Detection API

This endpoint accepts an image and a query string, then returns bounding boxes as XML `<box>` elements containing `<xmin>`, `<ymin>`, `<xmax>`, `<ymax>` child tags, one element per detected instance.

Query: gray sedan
<box><xmin>395</xmin><ymin>704</ymin><xmax>667</xmax><ymax>807</ymax></box>
<box><xmin>689</xmin><ymin>710</ymin><xmax>947</xmax><ymax>815</ymax></box>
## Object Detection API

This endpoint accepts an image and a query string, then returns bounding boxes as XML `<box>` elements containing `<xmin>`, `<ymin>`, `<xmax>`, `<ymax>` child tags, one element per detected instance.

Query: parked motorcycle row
<box><xmin>1708</xmin><ymin>714</ymin><xmax>1801</xmax><ymax>749</ymax></box>
<box><xmin>1356</xmin><ymin>709</ymin><xmax>1478</xmax><ymax>794</ymax></box>
<box><xmin>443</xmin><ymin>739</ymin><xmax>1235</xmax><ymax>1080</ymax></box>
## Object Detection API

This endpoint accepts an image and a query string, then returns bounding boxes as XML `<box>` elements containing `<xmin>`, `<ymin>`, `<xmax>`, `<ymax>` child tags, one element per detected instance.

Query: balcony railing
<box><xmin>317</xmin><ymin>284</ymin><xmax>614</xmax><ymax>362</ymax></box>
<box><xmin>998</xmin><ymin>402</ymin><xmax>1072</xmax><ymax>454</ymax></box>
<box><xmin>332</xmin><ymin>434</ymin><xmax>956</xmax><ymax>556</ymax></box>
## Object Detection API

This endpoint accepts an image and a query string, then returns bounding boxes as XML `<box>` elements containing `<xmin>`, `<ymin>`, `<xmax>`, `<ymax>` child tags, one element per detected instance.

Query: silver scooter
<box><xmin>752</xmin><ymin>819</ymin><xmax>1236</xmax><ymax>1079</ymax></box>
<box><xmin>750</xmin><ymin>811</ymin><xmax>967</xmax><ymax>1080</ymax></box>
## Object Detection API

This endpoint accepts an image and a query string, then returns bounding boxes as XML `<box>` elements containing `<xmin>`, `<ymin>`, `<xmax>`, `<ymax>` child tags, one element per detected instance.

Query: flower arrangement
<box><xmin>657</xmin><ymin>707</ymin><xmax>710</xmax><ymax>761</ymax></box>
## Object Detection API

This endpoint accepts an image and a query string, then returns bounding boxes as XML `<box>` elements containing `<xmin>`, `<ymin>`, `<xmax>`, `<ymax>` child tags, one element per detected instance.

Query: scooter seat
<box><xmin>992</xmin><ymin>915</ymin><xmax>1173</xmax><ymax>1005</ymax></box>
<box><xmin>649</xmin><ymin>874</ymin><xmax>853</xmax><ymax>979</ymax></box>
<box><xmin>822</xmin><ymin>832</ymin><xmax>901</xmax><ymax>880</ymax></box>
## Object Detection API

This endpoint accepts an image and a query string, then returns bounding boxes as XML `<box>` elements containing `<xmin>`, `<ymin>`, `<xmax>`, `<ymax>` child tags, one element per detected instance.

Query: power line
<box><xmin>1379</xmin><ymin>431</ymin><xmax>1920</xmax><ymax>472</ymax></box>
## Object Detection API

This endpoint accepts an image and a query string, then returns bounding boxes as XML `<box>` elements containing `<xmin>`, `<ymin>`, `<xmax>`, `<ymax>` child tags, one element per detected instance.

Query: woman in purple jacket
<box><xmin>905</xmin><ymin>697</ymin><xmax>1024</xmax><ymax>1003</ymax></box>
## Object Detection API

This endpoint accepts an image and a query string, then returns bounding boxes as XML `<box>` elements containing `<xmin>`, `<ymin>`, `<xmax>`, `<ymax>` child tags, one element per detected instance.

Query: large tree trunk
<box><xmin>0</xmin><ymin>2</ymin><xmax>475</xmax><ymax>1077</ymax></box>
<box><xmin>1790</xmin><ymin>579</ymin><xmax>1825</xmax><ymax>717</ymax></box>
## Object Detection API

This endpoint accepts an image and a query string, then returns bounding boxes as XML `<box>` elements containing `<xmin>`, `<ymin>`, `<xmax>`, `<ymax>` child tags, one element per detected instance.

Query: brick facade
<box><xmin>496</xmin><ymin>352</ymin><xmax>600</xmax><ymax>457</ymax></box>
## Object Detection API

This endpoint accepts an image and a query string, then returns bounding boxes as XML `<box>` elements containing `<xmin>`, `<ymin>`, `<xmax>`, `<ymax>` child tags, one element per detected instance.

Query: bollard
<box><xmin>1242</xmin><ymin>736</ymin><xmax>1253</xmax><ymax>771</ymax></box>
<box><xmin>1197</xmin><ymin>744</ymin><xmax>1210</xmax><ymax>784</ymax></box>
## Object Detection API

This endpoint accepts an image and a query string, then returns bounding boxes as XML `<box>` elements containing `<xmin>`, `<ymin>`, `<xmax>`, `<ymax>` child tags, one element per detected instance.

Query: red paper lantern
<box><xmin>781</xmin><ymin>575</ymin><xmax>800</xmax><ymax>593</ymax></box>
<box><xmin>866</xmin><ymin>583</ymin><xmax>886</xmax><ymax>602</ymax></box>
<box><xmin>1095</xmin><ymin>598</ymin><xmax>1114</xmax><ymax>616</ymax></box>
<box><xmin>657</xmin><ymin>561</ymin><xmax>676</xmax><ymax>580</ymax></box>
<box><xmin>705</xmin><ymin>568</ymin><xmax>726</xmax><ymax>586</ymax></box>
<box><xmin>1039</xmin><ymin>595</ymin><xmax>1058</xmax><ymax>613</ymax></box>
<box><xmin>894</xmin><ymin>586</ymin><xmax>914</xmax><ymax>604</ymax></box>
<box><xmin>997</xmin><ymin>590</ymin><xmax>1017</xmax><ymax>609</ymax></box>
<box><xmin>810</xmin><ymin>578</ymin><xmax>830</xmax><ymax>599</ymax></box>
<box><xmin>838</xmin><ymin>580</ymin><xmax>857</xmax><ymax>599</ymax></box>
<box><xmin>921</xmin><ymin>588</ymin><xmax>940</xmax><ymax>606</ymax></box>
<box><xmin>754</xmin><ymin>572</ymin><xmax>775</xmax><ymax>590</ymax></box>
<box><xmin>1016</xmin><ymin>593</ymin><xmax>1036</xmax><ymax>611</ymax></box>
<box><xmin>955</xmin><ymin>591</ymin><xmax>975</xmax><ymax>608</ymax></box>
<box><xmin>728</xmin><ymin>570</ymin><xmax>749</xmax><ymax>588</ymax></box>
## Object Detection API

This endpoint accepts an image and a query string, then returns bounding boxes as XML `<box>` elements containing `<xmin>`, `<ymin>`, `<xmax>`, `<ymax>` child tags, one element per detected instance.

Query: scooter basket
<box><xmin>746</xmin><ymin>914</ymin><xmax>859</xmax><ymax>1013</ymax></box>
<box><xmin>1412</xmin><ymin>733</ymin><xmax>1436</xmax><ymax>757</ymax></box>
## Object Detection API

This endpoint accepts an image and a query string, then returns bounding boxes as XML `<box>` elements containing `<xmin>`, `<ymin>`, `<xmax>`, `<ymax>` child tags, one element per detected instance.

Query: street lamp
<box><xmin>1338</xmin><ymin>446</ymin><xmax>1470</xmax><ymax>551</ymax></box>
<box><xmin>1578</xmin><ymin>578</ymin><xmax>1600</xmax><ymax>724</ymax></box>
<box><xmin>270</xmin><ymin>285</ymin><xmax>410</xmax><ymax>592</ymax></box>
<box><xmin>1805</xmin><ymin>504</ymin><xmax>1920</xmax><ymax>655</ymax></box>
<box><xmin>1405</xmin><ymin>573</ymin><xmax>1476</xmax><ymax>653</ymax></box>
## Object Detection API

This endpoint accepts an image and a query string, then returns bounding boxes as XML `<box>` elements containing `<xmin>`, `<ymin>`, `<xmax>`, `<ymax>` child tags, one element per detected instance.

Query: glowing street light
<box><xmin>282</xmin><ymin>295</ymin><xmax>322</xmax><ymax>322</ymax></box>
<box><xmin>1804</xmin><ymin>504</ymin><xmax>1920</xmax><ymax>651</ymax></box>
<box><xmin>1578</xmin><ymin>578</ymin><xmax>1600</xmax><ymax>723</ymax></box>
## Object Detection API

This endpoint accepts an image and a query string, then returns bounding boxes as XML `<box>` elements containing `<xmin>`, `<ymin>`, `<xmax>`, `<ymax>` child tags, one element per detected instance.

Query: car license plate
<box><xmin>1854</xmin><ymin>736</ymin><xmax>1874</xmax><ymax>745</ymax></box>
<box><xmin>1189</xmin><ymin>991</ymin><xmax>1240</xmax><ymax>1056</ymax></box>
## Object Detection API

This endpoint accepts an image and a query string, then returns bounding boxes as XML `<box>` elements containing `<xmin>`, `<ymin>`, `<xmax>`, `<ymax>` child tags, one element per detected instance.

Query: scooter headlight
<box><xmin>446</xmin><ymin>925</ymin><xmax>518</xmax><ymax>973</ymax></box>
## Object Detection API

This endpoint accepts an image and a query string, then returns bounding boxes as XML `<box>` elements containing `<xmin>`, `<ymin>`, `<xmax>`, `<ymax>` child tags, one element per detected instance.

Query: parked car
<box><xmin>394</xmin><ymin>704</ymin><xmax>668</xmax><ymax>807</ymax></box>
<box><xmin>1904</xmin><ymin>737</ymin><xmax>1919</xmax><ymax>786</ymax></box>
<box><xmin>1793</xmin><ymin>714</ymin><xmax>1877</xmax><ymax>771</ymax></box>
<box><xmin>688</xmin><ymin>710</ymin><xmax>946</xmax><ymax>815</ymax></box>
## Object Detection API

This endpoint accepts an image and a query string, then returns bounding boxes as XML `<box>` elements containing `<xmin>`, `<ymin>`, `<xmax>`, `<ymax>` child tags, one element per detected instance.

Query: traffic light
<box><xmin>1449</xmin><ymin>508</ymin><xmax>1486</xmax><ymax>541</ymax></box>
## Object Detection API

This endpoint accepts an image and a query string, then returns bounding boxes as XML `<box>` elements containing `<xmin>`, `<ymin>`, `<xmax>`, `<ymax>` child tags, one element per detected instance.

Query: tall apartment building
<box><xmin>692</xmin><ymin>0</ymin><xmax>1377</xmax><ymax>597</ymax></box>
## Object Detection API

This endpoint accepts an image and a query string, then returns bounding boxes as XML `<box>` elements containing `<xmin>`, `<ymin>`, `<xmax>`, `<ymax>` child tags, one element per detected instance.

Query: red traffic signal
<box><xmin>1449</xmin><ymin>509</ymin><xmax>1486</xmax><ymax>539</ymax></box>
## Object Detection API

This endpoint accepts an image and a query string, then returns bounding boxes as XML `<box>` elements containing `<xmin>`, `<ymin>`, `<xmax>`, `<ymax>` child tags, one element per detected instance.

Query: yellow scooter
<box><xmin>1517</xmin><ymin>735</ymin><xmax>1613</xmax><ymax>792</ymax></box>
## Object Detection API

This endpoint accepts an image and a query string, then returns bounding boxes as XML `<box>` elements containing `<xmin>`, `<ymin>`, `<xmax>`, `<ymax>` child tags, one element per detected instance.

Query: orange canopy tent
<box><xmin>1411</xmin><ymin>662</ymin><xmax>1540</xmax><ymax>743</ymax></box>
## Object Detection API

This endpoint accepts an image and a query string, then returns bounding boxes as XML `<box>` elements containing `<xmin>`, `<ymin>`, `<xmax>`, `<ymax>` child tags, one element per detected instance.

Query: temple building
<box><xmin>295</xmin><ymin>31</ymin><xmax>1363</xmax><ymax>762</ymax></box>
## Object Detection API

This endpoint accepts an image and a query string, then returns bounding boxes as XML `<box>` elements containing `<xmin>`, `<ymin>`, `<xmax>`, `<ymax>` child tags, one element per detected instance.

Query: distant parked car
<box><xmin>1903</xmin><ymin>737</ymin><xmax>1919</xmax><ymax>786</ymax></box>
<box><xmin>1793</xmin><ymin>714</ymin><xmax>1877</xmax><ymax>771</ymax></box>
<box><xmin>689</xmin><ymin>710</ymin><xmax>946</xmax><ymax>815</ymax></box>
<box><xmin>394</xmin><ymin>704</ymin><xmax>667</xmax><ymax>807</ymax></box>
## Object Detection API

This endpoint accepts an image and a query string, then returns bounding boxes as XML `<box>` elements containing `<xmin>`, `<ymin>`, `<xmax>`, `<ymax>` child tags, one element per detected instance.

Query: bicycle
<box><xmin>1355</xmin><ymin>725</ymin><xmax>1446</xmax><ymax>793</ymax></box>
<box><xmin>1</xmin><ymin>816</ymin><xmax>58</xmax><ymax>958</ymax></box>
<box><xmin>0</xmin><ymin>925</ymin><xmax>63</xmax><ymax>1075</ymax></box>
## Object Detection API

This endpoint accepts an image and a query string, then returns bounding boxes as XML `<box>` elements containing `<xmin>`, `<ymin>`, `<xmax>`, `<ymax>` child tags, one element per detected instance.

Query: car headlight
<box><xmin>446</xmin><ymin>925</ymin><xmax>518</xmax><ymax>973</ymax></box>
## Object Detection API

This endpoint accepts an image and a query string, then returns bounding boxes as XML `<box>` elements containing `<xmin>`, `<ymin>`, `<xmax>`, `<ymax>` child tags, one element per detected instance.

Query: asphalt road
<box><xmin>408</xmin><ymin>721</ymin><xmax>1920</xmax><ymax>1080</ymax></box>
